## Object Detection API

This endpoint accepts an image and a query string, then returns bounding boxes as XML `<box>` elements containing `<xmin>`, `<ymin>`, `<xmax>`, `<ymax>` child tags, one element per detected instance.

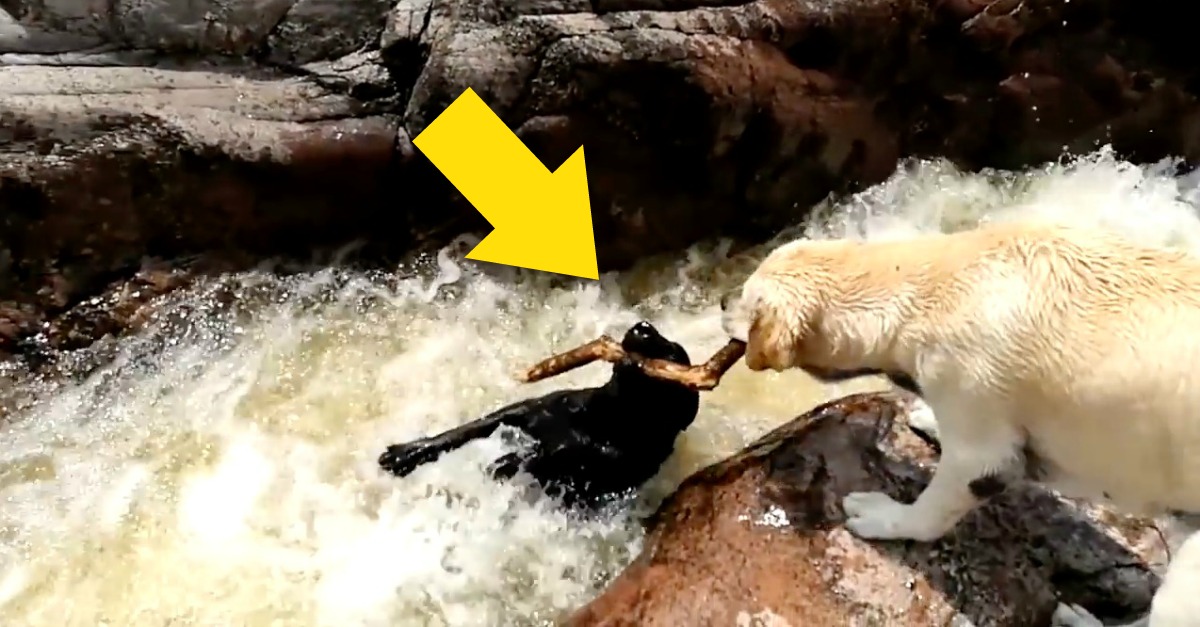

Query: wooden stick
<box><xmin>519</xmin><ymin>335</ymin><xmax>626</xmax><ymax>382</ymax></box>
<box><xmin>518</xmin><ymin>337</ymin><xmax>747</xmax><ymax>391</ymax></box>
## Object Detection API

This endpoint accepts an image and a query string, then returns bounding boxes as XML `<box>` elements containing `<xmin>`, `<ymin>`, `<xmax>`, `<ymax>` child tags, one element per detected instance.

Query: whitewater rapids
<box><xmin>0</xmin><ymin>147</ymin><xmax>1199</xmax><ymax>626</ymax></box>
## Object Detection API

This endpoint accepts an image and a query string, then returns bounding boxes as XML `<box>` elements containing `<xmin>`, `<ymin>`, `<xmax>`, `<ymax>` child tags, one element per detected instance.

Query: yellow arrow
<box><xmin>412</xmin><ymin>87</ymin><xmax>599</xmax><ymax>280</ymax></box>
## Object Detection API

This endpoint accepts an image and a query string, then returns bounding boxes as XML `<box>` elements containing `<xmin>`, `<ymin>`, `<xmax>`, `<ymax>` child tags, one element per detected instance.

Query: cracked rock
<box><xmin>567</xmin><ymin>392</ymin><xmax>1164</xmax><ymax>626</ymax></box>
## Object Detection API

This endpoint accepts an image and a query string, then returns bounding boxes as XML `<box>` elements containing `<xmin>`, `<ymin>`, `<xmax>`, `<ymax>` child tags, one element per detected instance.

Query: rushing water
<box><xmin>1</xmin><ymin>147</ymin><xmax>1199</xmax><ymax>627</ymax></box>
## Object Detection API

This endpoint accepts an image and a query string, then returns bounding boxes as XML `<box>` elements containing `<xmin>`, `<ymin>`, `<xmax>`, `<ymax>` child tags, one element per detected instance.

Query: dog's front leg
<box><xmin>842</xmin><ymin>402</ymin><xmax>1023</xmax><ymax>542</ymax></box>
<box><xmin>905</xmin><ymin>396</ymin><xmax>940</xmax><ymax>443</ymax></box>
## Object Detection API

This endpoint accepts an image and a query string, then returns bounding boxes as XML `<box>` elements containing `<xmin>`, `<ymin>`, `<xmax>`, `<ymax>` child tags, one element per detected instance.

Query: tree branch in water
<box><xmin>518</xmin><ymin>338</ymin><xmax>747</xmax><ymax>391</ymax></box>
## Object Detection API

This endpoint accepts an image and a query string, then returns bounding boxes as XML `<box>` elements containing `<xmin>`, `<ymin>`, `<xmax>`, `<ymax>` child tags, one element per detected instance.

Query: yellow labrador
<box><xmin>721</xmin><ymin>221</ymin><xmax>1200</xmax><ymax>627</ymax></box>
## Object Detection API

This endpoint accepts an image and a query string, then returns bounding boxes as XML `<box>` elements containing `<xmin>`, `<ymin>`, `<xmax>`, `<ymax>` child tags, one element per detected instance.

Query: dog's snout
<box><xmin>720</xmin><ymin>289</ymin><xmax>749</xmax><ymax>342</ymax></box>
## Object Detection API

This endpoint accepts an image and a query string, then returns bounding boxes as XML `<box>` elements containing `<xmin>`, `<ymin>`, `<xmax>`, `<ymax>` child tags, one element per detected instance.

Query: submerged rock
<box><xmin>567</xmin><ymin>392</ymin><xmax>1164</xmax><ymax>626</ymax></box>
<box><xmin>3</xmin><ymin>0</ymin><xmax>1200</xmax><ymax>360</ymax></box>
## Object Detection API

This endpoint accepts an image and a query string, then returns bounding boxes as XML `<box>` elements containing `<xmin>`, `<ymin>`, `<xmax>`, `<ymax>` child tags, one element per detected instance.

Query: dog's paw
<box><xmin>842</xmin><ymin>491</ymin><xmax>949</xmax><ymax>542</ymax></box>
<box><xmin>906</xmin><ymin>400</ymin><xmax>940</xmax><ymax>442</ymax></box>
<box><xmin>842</xmin><ymin>491</ymin><xmax>914</xmax><ymax>539</ymax></box>
<box><xmin>1051</xmin><ymin>603</ymin><xmax>1105</xmax><ymax>627</ymax></box>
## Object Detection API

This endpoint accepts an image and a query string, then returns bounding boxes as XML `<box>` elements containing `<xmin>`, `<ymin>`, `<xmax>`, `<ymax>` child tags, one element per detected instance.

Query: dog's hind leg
<box><xmin>1143</xmin><ymin>525</ymin><xmax>1200</xmax><ymax>627</ymax></box>
<box><xmin>843</xmin><ymin>399</ymin><xmax>1024</xmax><ymax>542</ymax></box>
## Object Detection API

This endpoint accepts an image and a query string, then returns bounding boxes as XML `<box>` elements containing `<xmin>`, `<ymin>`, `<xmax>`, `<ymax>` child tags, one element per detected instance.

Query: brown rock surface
<box><xmin>3</xmin><ymin>0</ymin><xmax>1200</xmax><ymax>361</ymax></box>
<box><xmin>568</xmin><ymin>392</ymin><xmax>1165</xmax><ymax>626</ymax></box>
<box><xmin>0</xmin><ymin>62</ymin><xmax>416</xmax><ymax>361</ymax></box>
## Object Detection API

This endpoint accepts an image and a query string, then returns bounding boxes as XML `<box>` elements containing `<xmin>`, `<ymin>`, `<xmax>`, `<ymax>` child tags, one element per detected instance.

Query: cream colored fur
<box><xmin>721</xmin><ymin>220</ymin><xmax>1200</xmax><ymax>627</ymax></box>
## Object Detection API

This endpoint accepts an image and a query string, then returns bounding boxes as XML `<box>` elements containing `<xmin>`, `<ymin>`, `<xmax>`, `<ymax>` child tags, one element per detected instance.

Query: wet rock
<box><xmin>567</xmin><ymin>392</ymin><xmax>1164</xmax><ymax>626</ymax></box>
<box><xmin>1</xmin><ymin>258</ymin><xmax>199</xmax><ymax>366</ymax></box>
<box><xmin>39</xmin><ymin>263</ymin><xmax>195</xmax><ymax>352</ymax></box>
<box><xmin>3</xmin><ymin>0</ymin><xmax>1200</xmax><ymax>360</ymax></box>
<box><xmin>0</xmin><ymin>62</ymin><xmax>423</xmax><ymax>364</ymax></box>
<box><xmin>392</xmin><ymin>0</ymin><xmax>1200</xmax><ymax>267</ymax></box>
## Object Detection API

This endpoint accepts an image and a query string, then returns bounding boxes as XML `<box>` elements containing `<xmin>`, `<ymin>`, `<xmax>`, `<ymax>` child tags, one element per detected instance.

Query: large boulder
<box><xmin>3</xmin><ymin>0</ymin><xmax>1200</xmax><ymax>359</ymax></box>
<box><xmin>567</xmin><ymin>392</ymin><xmax>1165</xmax><ymax>626</ymax></box>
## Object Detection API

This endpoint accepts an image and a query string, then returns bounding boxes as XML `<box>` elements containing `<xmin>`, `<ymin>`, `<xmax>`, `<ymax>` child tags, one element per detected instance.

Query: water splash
<box><xmin>0</xmin><ymin>147</ymin><xmax>1198</xmax><ymax>626</ymax></box>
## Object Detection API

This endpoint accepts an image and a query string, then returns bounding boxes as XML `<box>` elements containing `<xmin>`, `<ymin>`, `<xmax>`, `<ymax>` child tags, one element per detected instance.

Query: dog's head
<box><xmin>720</xmin><ymin>273</ymin><xmax>814</xmax><ymax>372</ymax></box>
<box><xmin>620</xmin><ymin>321</ymin><xmax>691</xmax><ymax>366</ymax></box>
<box><xmin>720</xmin><ymin>238</ymin><xmax>896</xmax><ymax>377</ymax></box>
<box><xmin>614</xmin><ymin>321</ymin><xmax>699</xmax><ymax>435</ymax></box>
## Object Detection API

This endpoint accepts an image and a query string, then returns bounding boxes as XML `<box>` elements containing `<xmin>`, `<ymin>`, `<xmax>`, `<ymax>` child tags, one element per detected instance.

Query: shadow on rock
<box><xmin>568</xmin><ymin>392</ymin><xmax>1163</xmax><ymax>626</ymax></box>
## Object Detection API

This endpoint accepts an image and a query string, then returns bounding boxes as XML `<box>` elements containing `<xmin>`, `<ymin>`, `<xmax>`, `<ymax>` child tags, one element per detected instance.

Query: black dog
<box><xmin>378</xmin><ymin>321</ymin><xmax>701</xmax><ymax>510</ymax></box>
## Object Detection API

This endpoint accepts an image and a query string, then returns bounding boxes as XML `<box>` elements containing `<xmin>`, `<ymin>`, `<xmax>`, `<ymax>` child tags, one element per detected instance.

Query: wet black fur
<box><xmin>377</xmin><ymin>321</ymin><xmax>701</xmax><ymax>510</ymax></box>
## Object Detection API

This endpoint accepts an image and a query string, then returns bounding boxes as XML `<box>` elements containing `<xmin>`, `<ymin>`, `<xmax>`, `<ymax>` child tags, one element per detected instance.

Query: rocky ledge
<box><xmin>567</xmin><ymin>392</ymin><xmax>1166</xmax><ymax>626</ymax></box>
<box><xmin>3</xmin><ymin>0</ymin><xmax>1200</xmax><ymax>361</ymax></box>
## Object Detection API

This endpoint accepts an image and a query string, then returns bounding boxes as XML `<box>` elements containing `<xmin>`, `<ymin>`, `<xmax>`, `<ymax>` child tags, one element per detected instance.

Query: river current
<box><xmin>1</xmin><ymin>147</ymin><xmax>1198</xmax><ymax>626</ymax></box>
